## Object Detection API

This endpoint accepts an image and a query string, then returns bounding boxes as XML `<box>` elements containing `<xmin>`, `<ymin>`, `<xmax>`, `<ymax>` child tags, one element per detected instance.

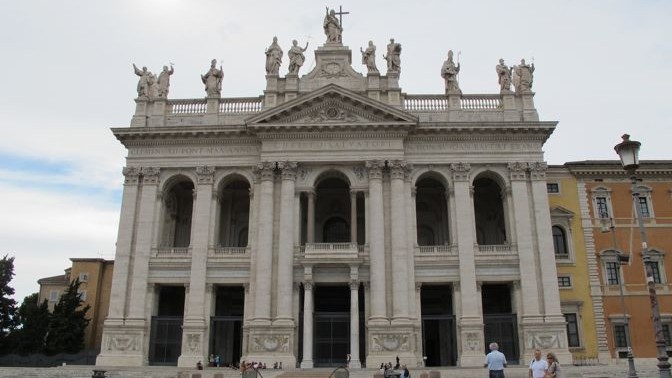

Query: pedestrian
<box><xmin>196</xmin><ymin>360</ymin><xmax>203</xmax><ymax>370</ymax></box>
<box><xmin>484</xmin><ymin>342</ymin><xmax>507</xmax><ymax>378</ymax></box>
<box><xmin>546</xmin><ymin>352</ymin><xmax>562</xmax><ymax>378</ymax></box>
<box><xmin>528</xmin><ymin>349</ymin><xmax>548</xmax><ymax>378</ymax></box>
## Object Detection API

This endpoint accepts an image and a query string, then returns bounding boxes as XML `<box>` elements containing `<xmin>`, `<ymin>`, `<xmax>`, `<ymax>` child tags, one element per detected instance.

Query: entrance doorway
<box><xmin>149</xmin><ymin>286</ymin><xmax>185</xmax><ymax>366</ymax></box>
<box><xmin>313</xmin><ymin>285</ymin><xmax>350</xmax><ymax>367</ymax></box>
<box><xmin>421</xmin><ymin>285</ymin><xmax>457</xmax><ymax>366</ymax></box>
<box><xmin>482</xmin><ymin>284</ymin><xmax>519</xmax><ymax>364</ymax></box>
<box><xmin>210</xmin><ymin>286</ymin><xmax>244</xmax><ymax>366</ymax></box>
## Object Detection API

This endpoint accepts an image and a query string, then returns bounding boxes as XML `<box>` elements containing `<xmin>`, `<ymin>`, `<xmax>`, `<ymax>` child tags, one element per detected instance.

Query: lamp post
<box><xmin>601</xmin><ymin>215</ymin><xmax>638</xmax><ymax>377</ymax></box>
<box><xmin>614</xmin><ymin>134</ymin><xmax>671</xmax><ymax>378</ymax></box>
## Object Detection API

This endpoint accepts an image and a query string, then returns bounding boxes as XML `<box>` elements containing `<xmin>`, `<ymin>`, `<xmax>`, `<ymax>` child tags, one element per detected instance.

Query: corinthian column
<box><xmin>275</xmin><ymin>161</ymin><xmax>297</xmax><ymax>325</ymax></box>
<box><xmin>349</xmin><ymin>279</ymin><xmax>361</xmax><ymax>368</ymax></box>
<box><xmin>301</xmin><ymin>280</ymin><xmax>314</xmax><ymax>368</ymax></box>
<box><xmin>365</xmin><ymin>160</ymin><xmax>387</xmax><ymax>324</ymax></box>
<box><xmin>252</xmin><ymin>162</ymin><xmax>275</xmax><ymax>324</ymax></box>
<box><xmin>389</xmin><ymin>160</ymin><xmax>411</xmax><ymax>323</ymax></box>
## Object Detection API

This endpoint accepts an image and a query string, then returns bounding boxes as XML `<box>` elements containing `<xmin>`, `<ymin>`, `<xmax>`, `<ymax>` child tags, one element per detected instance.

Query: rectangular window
<box><xmin>663</xmin><ymin>324</ymin><xmax>672</xmax><ymax>347</ymax></box>
<box><xmin>564</xmin><ymin>313</ymin><xmax>580</xmax><ymax>347</ymax></box>
<box><xmin>637</xmin><ymin>197</ymin><xmax>651</xmax><ymax>218</ymax></box>
<box><xmin>650</xmin><ymin>262</ymin><xmax>662</xmax><ymax>284</ymax></box>
<box><xmin>606</xmin><ymin>262</ymin><xmax>620</xmax><ymax>285</ymax></box>
<box><xmin>547</xmin><ymin>183</ymin><xmax>560</xmax><ymax>193</ymax></box>
<box><xmin>49</xmin><ymin>290</ymin><xmax>59</xmax><ymax>302</ymax></box>
<box><xmin>558</xmin><ymin>276</ymin><xmax>572</xmax><ymax>288</ymax></box>
<box><xmin>596</xmin><ymin>197</ymin><xmax>609</xmax><ymax>218</ymax></box>
<box><xmin>614</xmin><ymin>324</ymin><xmax>629</xmax><ymax>348</ymax></box>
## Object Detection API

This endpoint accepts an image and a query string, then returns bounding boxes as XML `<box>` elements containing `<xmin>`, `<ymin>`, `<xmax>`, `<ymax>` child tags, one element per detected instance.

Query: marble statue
<box><xmin>383</xmin><ymin>38</ymin><xmax>401</xmax><ymax>74</ymax></box>
<box><xmin>360</xmin><ymin>41</ymin><xmax>378</xmax><ymax>74</ymax></box>
<box><xmin>495</xmin><ymin>59</ymin><xmax>511</xmax><ymax>92</ymax></box>
<box><xmin>323</xmin><ymin>7</ymin><xmax>342</xmax><ymax>43</ymax></box>
<box><xmin>288</xmin><ymin>40</ymin><xmax>309</xmax><ymax>75</ymax></box>
<box><xmin>157</xmin><ymin>64</ymin><xmax>174</xmax><ymax>98</ymax></box>
<box><xmin>132</xmin><ymin>64</ymin><xmax>154</xmax><ymax>99</ymax></box>
<box><xmin>201</xmin><ymin>59</ymin><xmax>223</xmax><ymax>97</ymax></box>
<box><xmin>265</xmin><ymin>36</ymin><xmax>283</xmax><ymax>75</ymax></box>
<box><xmin>513</xmin><ymin>59</ymin><xmax>535</xmax><ymax>93</ymax></box>
<box><xmin>441</xmin><ymin>50</ymin><xmax>461</xmax><ymax>94</ymax></box>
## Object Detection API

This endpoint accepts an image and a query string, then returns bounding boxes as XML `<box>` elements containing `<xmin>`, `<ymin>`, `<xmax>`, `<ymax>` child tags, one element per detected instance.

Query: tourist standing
<box><xmin>546</xmin><ymin>352</ymin><xmax>562</xmax><ymax>378</ymax></box>
<box><xmin>528</xmin><ymin>349</ymin><xmax>548</xmax><ymax>378</ymax></box>
<box><xmin>484</xmin><ymin>342</ymin><xmax>507</xmax><ymax>378</ymax></box>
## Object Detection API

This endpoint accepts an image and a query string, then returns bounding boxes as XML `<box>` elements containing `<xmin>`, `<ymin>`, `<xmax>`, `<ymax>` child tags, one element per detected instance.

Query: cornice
<box><xmin>256</xmin><ymin>130</ymin><xmax>408</xmax><ymax>140</ymax></box>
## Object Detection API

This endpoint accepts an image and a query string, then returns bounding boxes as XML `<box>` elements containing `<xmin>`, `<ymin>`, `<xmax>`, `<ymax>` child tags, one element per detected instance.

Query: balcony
<box><xmin>212</xmin><ymin>246</ymin><xmax>249</xmax><ymax>255</ymax></box>
<box><xmin>302</xmin><ymin>243</ymin><xmax>360</xmax><ymax>260</ymax></box>
<box><xmin>477</xmin><ymin>244</ymin><xmax>512</xmax><ymax>253</ymax></box>
<box><xmin>415</xmin><ymin>245</ymin><xmax>456</xmax><ymax>254</ymax></box>
<box><xmin>154</xmin><ymin>247</ymin><xmax>191</xmax><ymax>256</ymax></box>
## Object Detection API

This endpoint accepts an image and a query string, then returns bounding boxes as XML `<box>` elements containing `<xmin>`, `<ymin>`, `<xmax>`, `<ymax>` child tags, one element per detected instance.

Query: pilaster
<box><xmin>275</xmin><ymin>161</ymin><xmax>298</xmax><ymax>326</ymax></box>
<box><xmin>365</xmin><ymin>160</ymin><xmax>388</xmax><ymax>325</ymax></box>
<box><xmin>389</xmin><ymin>160</ymin><xmax>411</xmax><ymax>324</ymax></box>
<box><xmin>251</xmin><ymin>162</ymin><xmax>276</xmax><ymax>324</ymax></box>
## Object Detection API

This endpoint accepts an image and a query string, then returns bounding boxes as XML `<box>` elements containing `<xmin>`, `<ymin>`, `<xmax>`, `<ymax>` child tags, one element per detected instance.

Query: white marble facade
<box><xmin>97</xmin><ymin>39</ymin><xmax>570</xmax><ymax>368</ymax></box>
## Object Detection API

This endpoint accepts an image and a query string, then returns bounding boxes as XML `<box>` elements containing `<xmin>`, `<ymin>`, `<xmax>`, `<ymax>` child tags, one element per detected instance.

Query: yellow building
<box><xmin>37</xmin><ymin>258</ymin><xmax>114</xmax><ymax>351</ymax></box>
<box><xmin>547</xmin><ymin>166</ymin><xmax>611</xmax><ymax>363</ymax></box>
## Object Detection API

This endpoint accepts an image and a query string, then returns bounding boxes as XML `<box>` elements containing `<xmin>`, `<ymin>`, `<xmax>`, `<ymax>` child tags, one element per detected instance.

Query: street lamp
<box><xmin>601</xmin><ymin>215</ymin><xmax>637</xmax><ymax>378</ymax></box>
<box><xmin>614</xmin><ymin>134</ymin><xmax>671</xmax><ymax>378</ymax></box>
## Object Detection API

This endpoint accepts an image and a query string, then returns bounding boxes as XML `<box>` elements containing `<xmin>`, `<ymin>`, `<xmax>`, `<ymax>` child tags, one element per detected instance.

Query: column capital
<box><xmin>254</xmin><ymin>161</ymin><xmax>276</xmax><ymax>182</ymax></box>
<box><xmin>450</xmin><ymin>162</ymin><xmax>471</xmax><ymax>181</ymax></box>
<box><xmin>303</xmin><ymin>281</ymin><xmax>314</xmax><ymax>291</ymax></box>
<box><xmin>388</xmin><ymin>159</ymin><xmax>411</xmax><ymax>180</ymax></box>
<box><xmin>141</xmin><ymin>167</ymin><xmax>161</xmax><ymax>184</ymax></box>
<box><xmin>305</xmin><ymin>189</ymin><xmax>316</xmax><ymax>198</ymax></box>
<box><xmin>507</xmin><ymin>162</ymin><xmax>528</xmax><ymax>181</ymax></box>
<box><xmin>277</xmin><ymin>161</ymin><xmax>299</xmax><ymax>181</ymax></box>
<box><xmin>349</xmin><ymin>280</ymin><xmax>360</xmax><ymax>291</ymax></box>
<box><xmin>528</xmin><ymin>161</ymin><xmax>548</xmax><ymax>180</ymax></box>
<box><xmin>365</xmin><ymin>160</ymin><xmax>385</xmax><ymax>180</ymax></box>
<box><xmin>195</xmin><ymin>165</ymin><xmax>215</xmax><ymax>184</ymax></box>
<box><xmin>122</xmin><ymin>166</ymin><xmax>141</xmax><ymax>185</ymax></box>
<box><xmin>415</xmin><ymin>282</ymin><xmax>422</xmax><ymax>292</ymax></box>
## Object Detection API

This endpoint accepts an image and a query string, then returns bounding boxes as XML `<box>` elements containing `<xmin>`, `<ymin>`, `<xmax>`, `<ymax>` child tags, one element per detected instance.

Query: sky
<box><xmin>1</xmin><ymin>0</ymin><xmax>670</xmax><ymax>303</ymax></box>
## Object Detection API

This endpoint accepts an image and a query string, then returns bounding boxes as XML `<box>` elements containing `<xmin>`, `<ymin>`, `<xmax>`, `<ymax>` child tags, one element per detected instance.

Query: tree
<box><xmin>14</xmin><ymin>293</ymin><xmax>50</xmax><ymax>354</ymax></box>
<box><xmin>0</xmin><ymin>255</ymin><xmax>18</xmax><ymax>354</ymax></box>
<box><xmin>45</xmin><ymin>279</ymin><xmax>90</xmax><ymax>354</ymax></box>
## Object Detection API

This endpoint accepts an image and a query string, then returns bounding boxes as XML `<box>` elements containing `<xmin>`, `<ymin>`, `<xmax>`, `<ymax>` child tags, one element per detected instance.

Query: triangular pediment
<box><xmin>550</xmin><ymin>206</ymin><xmax>575</xmax><ymax>218</ymax></box>
<box><xmin>246</xmin><ymin>84</ymin><xmax>417</xmax><ymax>130</ymax></box>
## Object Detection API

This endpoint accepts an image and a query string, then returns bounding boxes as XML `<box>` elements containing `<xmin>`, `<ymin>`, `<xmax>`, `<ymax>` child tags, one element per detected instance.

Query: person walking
<box><xmin>484</xmin><ymin>342</ymin><xmax>507</xmax><ymax>378</ymax></box>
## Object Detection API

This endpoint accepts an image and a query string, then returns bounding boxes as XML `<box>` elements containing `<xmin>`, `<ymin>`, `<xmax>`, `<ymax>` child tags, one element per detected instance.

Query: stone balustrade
<box><xmin>416</xmin><ymin>245</ymin><xmax>455</xmax><ymax>254</ymax></box>
<box><xmin>302</xmin><ymin>242</ymin><xmax>359</xmax><ymax>259</ymax></box>
<box><xmin>404</xmin><ymin>94</ymin><xmax>503</xmax><ymax>111</ymax></box>
<box><xmin>169</xmin><ymin>99</ymin><xmax>208</xmax><ymax>114</ymax></box>
<box><xmin>219</xmin><ymin>97</ymin><xmax>263</xmax><ymax>113</ymax></box>
<box><xmin>476</xmin><ymin>244</ymin><xmax>512</xmax><ymax>253</ymax></box>
<box><xmin>212</xmin><ymin>246</ymin><xmax>249</xmax><ymax>255</ymax></box>
<box><xmin>460</xmin><ymin>94</ymin><xmax>502</xmax><ymax>110</ymax></box>
<box><xmin>154</xmin><ymin>247</ymin><xmax>191</xmax><ymax>256</ymax></box>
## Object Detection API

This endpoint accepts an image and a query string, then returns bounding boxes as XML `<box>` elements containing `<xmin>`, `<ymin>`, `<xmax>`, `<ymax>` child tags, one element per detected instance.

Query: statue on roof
<box><xmin>157</xmin><ymin>64</ymin><xmax>174</xmax><ymax>98</ymax></box>
<box><xmin>132</xmin><ymin>64</ymin><xmax>154</xmax><ymax>99</ymax></box>
<box><xmin>441</xmin><ymin>50</ymin><xmax>461</xmax><ymax>94</ymax></box>
<box><xmin>323</xmin><ymin>7</ymin><xmax>342</xmax><ymax>44</ymax></box>
<box><xmin>288</xmin><ymin>40</ymin><xmax>309</xmax><ymax>75</ymax></box>
<box><xmin>360</xmin><ymin>41</ymin><xmax>378</xmax><ymax>74</ymax></box>
<box><xmin>201</xmin><ymin>59</ymin><xmax>223</xmax><ymax>97</ymax></box>
<box><xmin>384</xmin><ymin>38</ymin><xmax>401</xmax><ymax>75</ymax></box>
<box><xmin>265</xmin><ymin>36</ymin><xmax>283</xmax><ymax>75</ymax></box>
<box><xmin>495</xmin><ymin>59</ymin><xmax>512</xmax><ymax>93</ymax></box>
<box><xmin>513</xmin><ymin>58</ymin><xmax>535</xmax><ymax>93</ymax></box>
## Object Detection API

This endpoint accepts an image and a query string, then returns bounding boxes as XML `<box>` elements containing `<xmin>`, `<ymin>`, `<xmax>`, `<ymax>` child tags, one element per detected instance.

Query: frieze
<box><xmin>265</xmin><ymin>139</ymin><xmax>398</xmax><ymax>152</ymax></box>
<box><xmin>128</xmin><ymin>145</ymin><xmax>260</xmax><ymax>157</ymax></box>
<box><xmin>250</xmin><ymin>335</ymin><xmax>290</xmax><ymax>352</ymax></box>
<box><xmin>370</xmin><ymin>333</ymin><xmax>410</xmax><ymax>352</ymax></box>
<box><xmin>406</xmin><ymin>141</ymin><xmax>541</xmax><ymax>153</ymax></box>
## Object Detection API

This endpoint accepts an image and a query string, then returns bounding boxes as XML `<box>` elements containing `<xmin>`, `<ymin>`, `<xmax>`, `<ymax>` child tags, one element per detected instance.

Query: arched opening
<box><xmin>552</xmin><ymin>226</ymin><xmax>568</xmax><ymax>258</ymax></box>
<box><xmin>315</xmin><ymin>176</ymin><xmax>351</xmax><ymax>243</ymax></box>
<box><xmin>473</xmin><ymin>177</ymin><xmax>507</xmax><ymax>245</ymax></box>
<box><xmin>415</xmin><ymin>177</ymin><xmax>449</xmax><ymax>246</ymax></box>
<box><xmin>218</xmin><ymin>179</ymin><xmax>250</xmax><ymax>248</ymax></box>
<box><xmin>161</xmin><ymin>178</ymin><xmax>195</xmax><ymax>248</ymax></box>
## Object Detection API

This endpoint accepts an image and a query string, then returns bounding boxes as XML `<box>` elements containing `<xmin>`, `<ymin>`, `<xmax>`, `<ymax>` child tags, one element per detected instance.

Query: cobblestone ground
<box><xmin>0</xmin><ymin>364</ymin><xmax>666</xmax><ymax>378</ymax></box>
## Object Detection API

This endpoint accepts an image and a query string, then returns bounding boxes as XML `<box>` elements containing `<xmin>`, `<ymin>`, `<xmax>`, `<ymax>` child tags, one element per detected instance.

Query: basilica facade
<box><xmin>97</xmin><ymin>17</ymin><xmax>570</xmax><ymax>368</ymax></box>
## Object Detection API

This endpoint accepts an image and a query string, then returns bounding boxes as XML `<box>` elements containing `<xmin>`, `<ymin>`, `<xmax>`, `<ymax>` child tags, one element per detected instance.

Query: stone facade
<box><xmin>97</xmin><ymin>27</ymin><xmax>570</xmax><ymax>368</ymax></box>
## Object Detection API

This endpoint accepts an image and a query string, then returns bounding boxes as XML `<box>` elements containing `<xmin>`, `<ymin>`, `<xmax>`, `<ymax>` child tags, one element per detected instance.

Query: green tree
<box><xmin>0</xmin><ymin>255</ymin><xmax>18</xmax><ymax>354</ymax></box>
<box><xmin>45</xmin><ymin>279</ymin><xmax>90</xmax><ymax>354</ymax></box>
<box><xmin>14</xmin><ymin>293</ymin><xmax>50</xmax><ymax>354</ymax></box>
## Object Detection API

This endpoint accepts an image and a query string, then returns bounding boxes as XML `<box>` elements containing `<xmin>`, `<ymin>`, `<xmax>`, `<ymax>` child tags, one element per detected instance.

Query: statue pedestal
<box><xmin>131</xmin><ymin>98</ymin><xmax>149</xmax><ymax>127</ymax></box>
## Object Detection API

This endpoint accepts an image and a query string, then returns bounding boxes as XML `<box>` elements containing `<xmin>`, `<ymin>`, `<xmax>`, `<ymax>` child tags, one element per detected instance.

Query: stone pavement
<box><xmin>0</xmin><ymin>364</ymin><xmax>665</xmax><ymax>378</ymax></box>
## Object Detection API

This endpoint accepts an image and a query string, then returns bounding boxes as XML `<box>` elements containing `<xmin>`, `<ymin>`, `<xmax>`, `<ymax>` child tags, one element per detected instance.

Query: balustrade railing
<box><xmin>305</xmin><ymin>242</ymin><xmax>357</xmax><ymax>251</ymax></box>
<box><xmin>477</xmin><ymin>244</ymin><xmax>512</xmax><ymax>253</ymax></box>
<box><xmin>404</xmin><ymin>94</ymin><xmax>502</xmax><ymax>111</ymax></box>
<box><xmin>417</xmin><ymin>245</ymin><xmax>454</xmax><ymax>253</ymax></box>
<box><xmin>168</xmin><ymin>99</ymin><xmax>207</xmax><ymax>114</ymax></box>
<box><xmin>460</xmin><ymin>95</ymin><xmax>502</xmax><ymax>110</ymax></box>
<box><xmin>155</xmin><ymin>247</ymin><xmax>191</xmax><ymax>255</ymax></box>
<box><xmin>213</xmin><ymin>246</ymin><xmax>249</xmax><ymax>255</ymax></box>
<box><xmin>219</xmin><ymin>97</ymin><xmax>263</xmax><ymax>113</ymax></box>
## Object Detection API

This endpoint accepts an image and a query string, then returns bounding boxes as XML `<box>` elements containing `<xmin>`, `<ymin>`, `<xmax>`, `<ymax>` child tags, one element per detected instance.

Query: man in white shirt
<box><xmin>528</xmin><ymin>349</ymin><xmax>549</xmax><ymax>378</ymax></box>
<box><xmin>484</xmin><ymin>342</ymin><xmax>507</xmax><ymax>378</ymax></box>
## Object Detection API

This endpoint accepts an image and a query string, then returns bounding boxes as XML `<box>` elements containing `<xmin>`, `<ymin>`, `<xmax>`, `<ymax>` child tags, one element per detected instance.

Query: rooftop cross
<box><xmin>334</xmin><ymin>5</ymin><xmax>349</xmax><ymax>27</ymax></box>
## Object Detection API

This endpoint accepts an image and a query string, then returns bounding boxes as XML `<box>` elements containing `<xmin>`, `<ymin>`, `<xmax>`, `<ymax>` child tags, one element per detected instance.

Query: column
<box><xmin>450</xmin><ymin>163</ymin><xmax>483</xmax><ymax>366</ymax></box>
<box><xmin>365</xmin><ymin>160</ymin><xmax>387</xmax><ymax>323</ymax></box>
<box><xmin>306</xmin><ymin>190</ymin><xmax>315</xmax><ymax>243</ymax></box>
<box><xmin>127</xmin><ymin>167</ymin><xmax>161</xmax><ymax>321</ymax></box>
<box><xmin>349</xmin><ymin>278</ymin><xmax>362</xmax><ymax>368</ymax></box>
<box><xmin>106</xmin><ymin>167</ymin><xmax>140</xmax><ymax>321</ymax></box>
<box><xmin>507</xmin><ymin>162</ymin><xmax>541</xmax><ymax>319</ymax></box>
<box><xmin>350</xmin><ymin>190</ymin><xmax>358</xmax><ymax>244</ymax></box>
<box><xmin>389</xmin><ymin>160</ymin><xmax>410</xmax><ymax>323</ymax></box>
<box><xmin>253</xmin><ymin>162</ymin><xmax>275</xmax><ymax>323</ymax></box>
<box><xmin>275</xmin><ymin>161</ymin><xmax>297</xmax><ymax>325</ymax></box>
<box><xmin>301</xmin><ymin>280</ymin><xmax>314</xmax><ymax>368</ymax></box>
<box><xmin>178</xmin><ymin>166</ymin><xmax>215</xmax><ymax>366</ymax></box>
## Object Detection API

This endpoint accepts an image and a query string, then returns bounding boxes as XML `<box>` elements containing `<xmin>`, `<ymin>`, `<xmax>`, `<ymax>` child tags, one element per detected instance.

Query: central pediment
<box><xmin>246</xmin><ymin>84</ymin><xmax>417</xmax><ymax>131</ymax></box>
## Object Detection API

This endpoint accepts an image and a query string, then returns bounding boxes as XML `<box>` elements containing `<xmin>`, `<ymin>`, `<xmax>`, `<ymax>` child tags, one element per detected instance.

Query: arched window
<box><xmin>473</xmin><ymin>177</ymin><xmax>507</xmax><ymax>245</ymax></box>
<box><xmin>218</xmin><ymin>179</ymin><xmax>250</xmax><ymax>247</ymax></box>
<box><xmin>552</xmin><ymin>226</ymin><xmax>568</xmax><ymax>258</ymax></box>
<box><xmin>415</xmin><ymin>177</ymin><xmax>449</xmax><ymax>246</ymax></box>
<box><xmin>323</xmin><ymin>217</ymin><xmax>349</xmax><ymax>243</ymax></box>
<box><xmin>417</xmin><ymin>225</ymin><xmax>436</xmax><ymax>246</ymax></box>
<box><xmin>161</xmin><ymin>179</ymin><xmax>195</xmax><ymax>248</ymax></box>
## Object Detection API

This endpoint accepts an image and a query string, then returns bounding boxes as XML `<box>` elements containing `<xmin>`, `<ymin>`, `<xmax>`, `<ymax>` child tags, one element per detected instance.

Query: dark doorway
<box><xmin>421</xmin><ymin>285</ymin><xmax>457</xmax><ymax>366</ymax></box>
<box><xmin>313</xmin><ymin>285</ymin><xmax>350</xmax><ymax>367</ymax></box>
<box><xmin>210</xmin><ymin>286</ymin><xmax>244</xmax><ymax>366</ymax></box>
<box><xmin>149</xmin><ymin>286</ymin><xmax>185</xmax><ymax>366</ymax></box>
<box><xmin>482</xmin><ymin>284</ymin><xmax>519</xmax><ymax>364</ymax></box>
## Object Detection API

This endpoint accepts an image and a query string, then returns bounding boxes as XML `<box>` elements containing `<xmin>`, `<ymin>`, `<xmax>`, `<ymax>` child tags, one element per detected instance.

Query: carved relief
<box><xmin>529</xmin><ymin>332</ymin><xmax>561</xmax><ymax>349</ymax></box>
<box><xmin>318</xmin><ymin>62</ymin><xmax>348</xmax><ymax>79</ymax></box>
<box><xmin>450</xmin><ymin>162</ymin><xmax>471</xmax><ymax>181</ymax></box>
<box><xmin>365</xmin><ymin>160</ymin><xmax>385</xmax><ymax>180</ymax></box>
<box><xmin>298</xmin><ymin>166</ymin><xmax>310</xmax><ymax>181</ymax></box>
<box><xmin>122</xmin><ymin>167</ymin><xmax>141</xmax><ymax>185</ymax></box>
<box><xmin>195</xmin><ymin>165</ymin><xmax>215</xmax><ymax>184</ymax></box>
<box><xmin>305</xmin><ymin>106</ymin><xmax>358</xmax><ymax>123</ymax></box>
<box><xmin>371</xmin><ymin>334</ymin><xmax>410</xmax><ymax>352</ymax></box>
<box><xmin>106</xmin><ymin>334</ymin><xmax>140</xmax><ymax>352</ymax></box>
<box><xmin>277</xmin><ymin>161</ymin><xmax>298</xmax><ymax>181</ymax></box>
<box><xmin>463</xmin><ymin>331</ymin><xmax>481</xmax><ymax>352</ymax></box>
<box><xmin>251</xmin><ymin>335</ymin><xmax>290</xmax><ymax>352</ymax></box>
<box><xmin>186</xmin><ymin>333</ymin><xmax>201</xmax><ymax>352</ymax></box>
<box><xmin>352</xmin><ymin>165</ymin><xmax>365</xmax><ymax>181</ymax></box>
